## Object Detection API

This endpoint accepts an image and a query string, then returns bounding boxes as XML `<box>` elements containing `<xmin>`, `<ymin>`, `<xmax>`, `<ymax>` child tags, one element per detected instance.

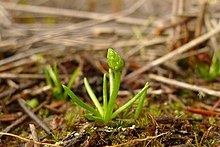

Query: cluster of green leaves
<box><xmin>63</xmin><ymin>48</ymin><xmax>149</xmax><ymax>123</ymax></box>
<box><xmin>198</xmin><ymin>53</ymin><xmax>220</xmax><ymax>80</ymax></box>
<box><xmin>45</xmin><ymin>64</ymin><xmax>80</xmax><ymax>100</ymax></box>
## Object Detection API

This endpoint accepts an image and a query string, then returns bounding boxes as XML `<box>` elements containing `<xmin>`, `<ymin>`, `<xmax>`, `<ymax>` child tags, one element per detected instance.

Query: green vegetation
<box><xmin>45</xmin><ymin>64</ymin><xmax>80</xmax><ymax>100</ymax></box>
<box><xmin>26</xmin><ymin>98</ymin><xmax>39</xmax><ymax>108</ymax></box>
<box><xmin>63</xmin><ymin>48</ymin><xmax>149</xmax><ymax>123</ymax></box>
<box><xmin>198</xmin><ymin>52</ymin><xmax>220</xmax><ymax>80</ymax></box>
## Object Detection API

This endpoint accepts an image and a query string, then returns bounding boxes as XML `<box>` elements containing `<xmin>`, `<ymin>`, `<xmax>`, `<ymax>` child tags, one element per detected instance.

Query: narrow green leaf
<box><xmin>84</xmin><ymin>78</ymin><xmax>103</xmax><ymax>116</ymax></box>
<box><xmin>107</xmin><ymin>71</ymin><xmax>121</xmax><ymax>117</ymax></box>
<box><xmin>64</xmin><ymin>67</ymin><xmax>80</xmax><ymax>99</ymax></box>
<box><xmin>209</xmin><ymin>53</ymin><xmax>220</xmax><ymax>78</ymax></box>
<box><xmin>111</xmin><ymin>83</ymin><xmax>149</xmax><ymax>119</ymax></box>
<box><xmin>67</xmin><ymin>67</ymin><xmax>80</xmax><ymax>88</ymax></box>
<box><xmin>52</xmin><ymin>65</ymin><xmax>62</xmax><ymax>93</ymax></box>
<box><xmin>103</xmin><ymin>74</ymin><xmax>108</xmax><ymax>111</ymax></box>
<box><xmin>63</xmin><ymin>85</ymin><xmax>99</xmax><ymax>116</ymax></box>
<box><xmin>45</xmin><ymin>66</ymin><xmax>52</xmax><ymax>88</ymax></box>
<box><xmin>84</xmin><ymin>114</ymin><xmax>104</xmax><ymax>122</ymax></box>
<box><xmin>134</xmin><ymin>83</ymin><xmax>148</xmax><ymax>119</ymax></box>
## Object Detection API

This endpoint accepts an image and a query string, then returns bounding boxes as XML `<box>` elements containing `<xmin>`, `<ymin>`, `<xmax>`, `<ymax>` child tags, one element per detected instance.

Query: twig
<box><xmin>149</xmin><ymin>74</ymin><xmax>220</xmax><ymax>97</ymax></box>
<box><xmin>31</xmin><ymin>85</ymin><xmax>51</xmax><ymax>95</ymax></box>
<box><xmin>124</xmin><ymin>24</ymin><xmax>220</xmax><ymax>82</ymax></box>
<box><xmin>0</xmin><ymin>132</ymin><xmax>59</xmax><ymax>147</ymax></box>
<box><xmin>154</xmin><ymin>17</ymin><xmax>191</xmax><ymax>35</ymax></box>
<box><xmin>44</xmin><ymin>105</ymin><xmax>62</xmax><ymax>114</ymax></box>
<box><xmin>46</xmin><ymin>37</ymin><xmax>167</xmax><ymax>50</ymax></box>
<box><xmin>210</xmin><ymin>98</ymin><xmax>220</xmax><ymax>112</ymax></box>
<box><xmin>18</xmin><ymin>98</ymin><xmax>51</xmax><ymax>134</ymax></box>
<box><xmin>0</xmin><ymin>114</ymin><xmax>17</xmax><ymax>122</ymax></box>
<box><xmin>0</xmin><ymin>80</ymin><xmax>37</xmax><ymax>99</ymax></box>
<box><xmin>0</xmin><ymin>58</ymin><xmax>34</xmax><ymax>72</ymax></box>
<box><xmin>197</xmin><ymin>102</ymin><xmax>220</xmax><ymax>112</ymax></box>
<box><xmin>171</xmin><ymin>47</ymin><xmax>209</xmax><ymax>61</ymax></box>
<box><xmin>0</xmin><ymin>98</ymin><xmax>49</xmax><ymax>138</ymax></box>
<box><xmin>204</xmin><ymin>13</ymin><xmax>220</xmax><ymax>59</ymax></box>
<box><xmin>0</xmin><ymin>45</ymin><xmax>62</xmax><ymax>66</ymax></box>
<box><xmin>177</xmin><ymin>0</ymin><xmax>185</xmax><ymax>15</ymax></box>
<box><xmin>0</xmin><ymin>73</ymin><xmax>68</xmax><ymax>79</ymax></box>
<box><xmin>0</xmin><ymin>73</ymin><xmax>45</xmax><ymax>79</ymax></box>
<box><xmin>29</xmin><ymin>124</ymin><xmax>39</xmax><ymax>147</ymax></box>
<box><xmin>0</xmin><ymin>39</ymin><xmax>17</xmax><ymax>48</ymax></box>
<box><xmin>194</xmin><ymin>1</ymin><xmax>207</xmax><ymax>38</ymax></box>
<box><xmin>187</xmin><ymin>107</ymin><xmax>220</xmax><ymax>116</ymax></box>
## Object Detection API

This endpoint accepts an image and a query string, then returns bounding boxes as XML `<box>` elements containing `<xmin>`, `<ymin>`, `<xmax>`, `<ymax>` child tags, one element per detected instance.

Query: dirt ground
<box><xmin>0</xmin><ymin>0</ymin><xmax>220</xmax><ymax>146</ymax></box>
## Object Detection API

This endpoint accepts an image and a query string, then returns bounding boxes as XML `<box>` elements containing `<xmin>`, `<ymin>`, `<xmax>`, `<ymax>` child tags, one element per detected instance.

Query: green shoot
<box><xmin>45</xmin><ymin>65</ymin><xmax>80</xmax><ymax>100</ymax></box>
<box><xmin>63</xmin><ymin>48</ymin><xmax>149</xmax><ymax>123</ymax></box>
<box><xmin>198</xmin><ymin>52</ymin><xmax>220</xmax><ymax>80</ymax></box>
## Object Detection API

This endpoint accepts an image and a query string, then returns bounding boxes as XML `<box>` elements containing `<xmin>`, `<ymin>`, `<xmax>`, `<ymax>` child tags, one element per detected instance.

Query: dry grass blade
<box><xmin>29</xmin><ymin>124</ymin><xmax>39</xmax><ymax>147</ymax></box>
<box><xmin>0</xmin><ymin>73</ymin><xmax>68</xmax><ymax>79</ymax></box>
<box><xmin>149</xmin><ymin>74</ymin><xmax>220</xmax><ymax>97</ymax></box>
<box><xmin>0</xmin><ymin>45</ymin><xmax>62</xmax><ymax>66</ymax></box>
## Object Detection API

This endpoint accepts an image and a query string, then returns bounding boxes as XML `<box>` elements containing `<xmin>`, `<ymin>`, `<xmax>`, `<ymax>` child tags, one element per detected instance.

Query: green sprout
<box><xmin>198</xmin><ymin>52</ymin><xmax>220</xmax><ymax>80</ymax></box>
<box><xmin>63</xmin><ymin>48</ymin><xmax>149</xmax><ymax>123</ymax></box>
<box><xmin>45</xmin><ymin>64</ymin><xmax>80</xmax><ymax>100</ymax></box>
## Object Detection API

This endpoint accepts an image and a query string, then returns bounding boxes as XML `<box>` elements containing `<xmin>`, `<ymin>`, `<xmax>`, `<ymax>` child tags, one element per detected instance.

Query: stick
<box><xmin>187</xmin><ymin>107</ymin><xmax>220</xmax><ymax>116</ymax></box>
<box><xmin>124</xmin><ymin>24</ymin><xmax>220</xmax><ymax>82</ymax></box>
<box><xmin>149</xmin><ymin>74</ymin><xmax>220</xmax><ymax>97</ymax></box>
<box><xmin>29</xmin><ymin>124</ymin><xmax>39</xmax><ymax>147</ymax></box>
<box><xmin>194</xmin><ymin>1</ymin><xmax>207</xmax><ymax>38</ymax></box>
<box><xmin>18</xmin><ymin>98</ymin><xmax>51</xmax><ymax>134</ymax></box>
<box><xmin>0</xmin><ymin>80</ymin><xmax>36</xmax><ymax>99</ymax></box>
<box><xmin>204</xmin><ymin>13</ymin><xmax>220</xmax><ymax>59</ymax></box>
<box><xmin>0</xmin><ymin>99</ymin><xmax>49</xmax><ymax>138</ymax></box>
<box><xmin>0</xmin><ymin>73</ymin><xmax>68</xmax><ymax>79</ymax></box>
<box><xmin>0</xmin><ymin>45</ymin><xmax>63</xmax><ymax>66</ymax></box>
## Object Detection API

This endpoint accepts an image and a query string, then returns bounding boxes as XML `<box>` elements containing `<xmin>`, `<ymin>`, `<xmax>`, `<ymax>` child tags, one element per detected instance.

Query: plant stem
<box><xmin>106</xmin><ymin>71</ymin><xmax>121</xmax><ymax>121</ymax></box>
<box><xmin>134</xmin><ymin>83</ymin><xmax>148</xmax><ymax>119</ymax></box>
<box><xmin>103</xmin><ymin>74</ymin><xmax>108</xmax><ymax>114</ymax></box>
<box><xmin>109</xmin><ymin>69</ymin><xmax>114</xmax><ymax>96</ymax></box>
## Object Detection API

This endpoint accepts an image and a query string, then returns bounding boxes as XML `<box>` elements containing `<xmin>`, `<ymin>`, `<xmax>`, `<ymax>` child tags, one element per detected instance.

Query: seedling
<box><xmin>63</xmin><ymin>48</ymin><xmax>149</xmax><ymax>123</ymax></box>
<box><xmin>198</xmin><ymin>52</ymin><xmax>220</xmax><ymax>80</ymax></box>
<box><xmin>45</xmin><ymin>64</ymin><xmax>80</xmax><ymax>100</ymax></box>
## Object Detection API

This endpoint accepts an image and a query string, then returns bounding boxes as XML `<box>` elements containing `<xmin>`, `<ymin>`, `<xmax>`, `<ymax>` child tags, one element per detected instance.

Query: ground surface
<box><xmin>0</xmin><ymin>0</ymin><xmax>220</xmax><ymax>146</ymax></box>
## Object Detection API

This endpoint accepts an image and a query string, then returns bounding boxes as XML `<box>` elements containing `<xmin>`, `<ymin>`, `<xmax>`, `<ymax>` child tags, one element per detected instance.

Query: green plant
<box><xmin>63</xmin><ymin>48</ymin><xmax>149</xmax><ymax>123</ymax></box>
<box><xmin>45</xmin><ymin>64</ymin><xmax>80</xmax><ymax>100</ymax></box>
<box><xmin>198</xmin><ymin>52</ymin><xmax>220</xmax><ymax>80</ymax></box>
<box><xmin>26</xmin><ymin>98</ymin><xmax>39</xmax><ymax>108</ymax></box>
